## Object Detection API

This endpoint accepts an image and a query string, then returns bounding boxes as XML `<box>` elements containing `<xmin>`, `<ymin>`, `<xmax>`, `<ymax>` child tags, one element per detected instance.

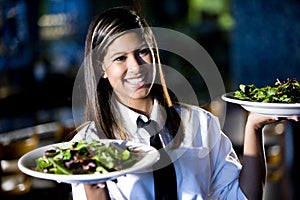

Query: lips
<box><xmin>124</xmin><ymin>76</ymin><xmax>146</xmax><ymax>88</ymax></box>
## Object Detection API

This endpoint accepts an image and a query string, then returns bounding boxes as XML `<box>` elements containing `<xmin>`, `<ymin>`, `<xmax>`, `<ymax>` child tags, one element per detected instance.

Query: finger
<box><xmin>97</xmin><ymin>183</ymin><xmax>106</xmax><ymax>188</ymax></box>
<box><xmin>273</xmin><ymin>115</ymin><xmax>280</xmax><ymax>121</ymax></box>
<box><xmin>288</xmin><ymin>115</ymin><xmax>299</xmax><ymax>121</ymax></box>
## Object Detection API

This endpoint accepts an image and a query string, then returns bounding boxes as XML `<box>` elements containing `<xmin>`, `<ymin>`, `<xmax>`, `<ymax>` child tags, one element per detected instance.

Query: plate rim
<box><xmin>18</xmin><ymin>139</ymin><xmax>159</xmax><ymax>184</ymax></box>
<box><xmin>221</xmin><ymin>92</ymin><xmax>300</xmax><ymax>108</ymax></box>
<box><xmin>221</xmin><ymin>92</ymin><xmax>300</xmax><ymax>117</ymax></box>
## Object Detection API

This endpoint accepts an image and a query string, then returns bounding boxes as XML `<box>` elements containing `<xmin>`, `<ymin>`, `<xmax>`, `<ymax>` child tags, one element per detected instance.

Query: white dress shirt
<box><xmin>71</xmin><ymin>100</ymin><xmax>247</xmax><ymax>200</ymax></box>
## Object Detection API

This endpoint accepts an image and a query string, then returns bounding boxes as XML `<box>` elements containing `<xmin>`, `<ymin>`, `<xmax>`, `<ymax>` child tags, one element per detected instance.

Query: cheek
<box><xmin>145</xmin><ymin>54</ymin><xmax>152</xmax><ymax>64</ymax></box>
<box><xmin>141</xmin><ymin>55</ymin><xmax>153</xmax><ymax>72</ymax></box>
<box><xmin>105</xmin><ymin>67</ymin><xmax>126</xmax><ymax>87</ymax></box>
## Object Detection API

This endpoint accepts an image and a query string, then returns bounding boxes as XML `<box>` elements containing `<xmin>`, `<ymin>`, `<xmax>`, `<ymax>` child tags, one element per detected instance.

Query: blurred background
<box><xmin>0</xmin><ymin>0</ymin><xmax>299</xmax><ymax>199</ymax></box>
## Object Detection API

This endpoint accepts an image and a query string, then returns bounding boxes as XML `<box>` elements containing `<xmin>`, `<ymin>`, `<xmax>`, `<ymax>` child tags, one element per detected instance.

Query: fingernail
<box><xmin>97</xmin><ymin>183</ymin><xmax>106</xmax><ymax>188</ymax></box>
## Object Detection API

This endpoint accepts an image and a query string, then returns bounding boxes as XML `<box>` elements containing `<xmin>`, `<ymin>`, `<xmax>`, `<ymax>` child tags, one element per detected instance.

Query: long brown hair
<box><xmin>83</xmin><ymin>6</ymin><xmax>183</xmax><ymax>146</ymax></box>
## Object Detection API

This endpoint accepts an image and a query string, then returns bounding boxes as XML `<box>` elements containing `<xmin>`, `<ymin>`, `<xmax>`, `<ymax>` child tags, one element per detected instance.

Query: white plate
<box><xmin>222</xmin><ymin>92</ymin><xmax>300</xmax><ymax>117</ymax></box>
<box><xmin>18</xmin><ymin>140</ymin><xmax>159</xmax><ymax>184</ymax></box>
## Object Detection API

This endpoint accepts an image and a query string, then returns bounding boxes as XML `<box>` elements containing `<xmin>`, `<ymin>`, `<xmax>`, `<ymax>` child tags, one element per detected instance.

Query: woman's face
<box><xmin>102</xmin><ymin>32</ymin><xmax>154</xmax><ymax>104</ymax></box>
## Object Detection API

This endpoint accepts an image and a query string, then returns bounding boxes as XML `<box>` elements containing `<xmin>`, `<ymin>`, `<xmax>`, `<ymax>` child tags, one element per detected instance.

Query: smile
<box><xmin>125</xmin><ymin>76</ymin><xmax>146</xmax><ymax>87</ymax></box>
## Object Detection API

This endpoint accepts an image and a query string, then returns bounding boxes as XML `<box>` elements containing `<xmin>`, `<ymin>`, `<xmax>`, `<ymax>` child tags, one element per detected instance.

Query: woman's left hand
<box><xmin>246</xmin><ymin>113</ymin><xmax>299</xmax><ymax>132</ymax></box>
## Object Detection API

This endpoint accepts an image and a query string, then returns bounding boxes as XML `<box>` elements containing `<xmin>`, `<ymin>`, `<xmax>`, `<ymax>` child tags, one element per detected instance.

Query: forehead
<box><xmin>105</xmin><ymin>32</ymin><xmax>145</xmax><ymax>56</ymax></box>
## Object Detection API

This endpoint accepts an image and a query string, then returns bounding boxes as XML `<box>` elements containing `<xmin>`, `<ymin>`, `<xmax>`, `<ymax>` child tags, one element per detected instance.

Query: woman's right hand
<box><xmin>84</xmin><ymin>183</ymin><xmax>110</xmax><ymax>200</ymax></box>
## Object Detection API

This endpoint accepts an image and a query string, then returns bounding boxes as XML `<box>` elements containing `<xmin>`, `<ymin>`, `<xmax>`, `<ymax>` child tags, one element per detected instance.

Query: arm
<box><xmin>239</xmin><ymin>113</ymin><xmax>278</xmax><ymax>200</ymax></box>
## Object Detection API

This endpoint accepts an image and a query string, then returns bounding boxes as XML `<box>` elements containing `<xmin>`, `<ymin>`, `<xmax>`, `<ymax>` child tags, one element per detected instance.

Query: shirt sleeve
<box><xmin>71</xmin><ymin>184</ymin><xmax>87</xmax><ymax>200</ymax></box>
<box><xmin>205</xmin><ymin>112</ymin><xmax>247</xmax><ymax>199</ymax></box>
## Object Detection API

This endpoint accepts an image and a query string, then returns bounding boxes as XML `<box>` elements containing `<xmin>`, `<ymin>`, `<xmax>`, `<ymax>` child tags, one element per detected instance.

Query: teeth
<box><xmin>127</xmin><ymin>77</ymin><xmax>143</xmax><ymax>84</ymax></box>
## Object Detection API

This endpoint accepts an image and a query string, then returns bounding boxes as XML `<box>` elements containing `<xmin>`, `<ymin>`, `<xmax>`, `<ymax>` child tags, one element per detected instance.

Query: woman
<box><xmin>71</xmin><ymin>6</ymin><xmax>291</xmax><ymax>200</ymax></box>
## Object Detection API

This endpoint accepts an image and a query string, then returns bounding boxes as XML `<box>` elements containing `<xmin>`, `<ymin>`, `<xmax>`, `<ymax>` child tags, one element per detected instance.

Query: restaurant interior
<box><xmin>0</xmin><ymin>0</ymin><xmax>300</xmax><ymax>199</ymax></box>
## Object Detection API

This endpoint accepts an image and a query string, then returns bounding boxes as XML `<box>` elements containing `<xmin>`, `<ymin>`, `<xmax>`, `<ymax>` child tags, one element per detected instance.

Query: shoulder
<box><xmin>176</xmin><ymin>103</ymin><xmax>223</xmax><ymax>137</ymax></box>
<box><xmin>175</xmin><ymin>103</ymin><xmax>218</xmax><ymax>122</ymax></box>
<box><xmin>71</xmin><ymin>121</ymin><xmax>100</xmax><ymax>142</ymax></box>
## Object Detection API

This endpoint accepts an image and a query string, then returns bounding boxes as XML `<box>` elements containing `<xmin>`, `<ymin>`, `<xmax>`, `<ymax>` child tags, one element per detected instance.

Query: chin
<box><xmin>130</xmin><ymin>90</ymin><xmax>150</xmax><ymax>100</ymax></box>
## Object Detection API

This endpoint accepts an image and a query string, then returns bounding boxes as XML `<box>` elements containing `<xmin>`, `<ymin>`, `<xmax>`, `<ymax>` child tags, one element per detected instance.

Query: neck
<box><xmin>124</xmin><ymin>96</ymin><xmax>154</xmax><ymax>117</ymax></box>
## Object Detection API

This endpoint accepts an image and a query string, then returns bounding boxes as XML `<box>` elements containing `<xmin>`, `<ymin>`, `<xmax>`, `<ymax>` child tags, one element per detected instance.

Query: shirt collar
<box><xmin>114</xmin><ymin>99</ymin><xmax>167</xmax><ymax>135</ymax></box>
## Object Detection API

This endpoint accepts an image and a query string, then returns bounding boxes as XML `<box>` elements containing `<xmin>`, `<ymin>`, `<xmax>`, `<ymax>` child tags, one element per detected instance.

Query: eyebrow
<box><xmin>108</xmin><ymin>42</ymin><xmax>148</xmax><ymax>60</ymax></box>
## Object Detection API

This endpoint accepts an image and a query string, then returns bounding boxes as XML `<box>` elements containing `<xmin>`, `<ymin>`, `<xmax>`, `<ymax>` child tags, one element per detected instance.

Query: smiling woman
<box><xmin>102</xmin><ymin>32</ymin><xmax>155</xmax><ymax>105</ymax></box>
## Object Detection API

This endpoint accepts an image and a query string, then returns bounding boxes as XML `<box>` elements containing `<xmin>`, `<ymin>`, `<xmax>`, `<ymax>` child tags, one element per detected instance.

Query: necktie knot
<box><xmin>136</xmin><ymin>116</ymin><xmax>150</xmax><ymax>128</ymax></box>
<box><xmin>137</xmin><ymin>117</ymin><xmax>160</xmax><ymax>137</ymax></box>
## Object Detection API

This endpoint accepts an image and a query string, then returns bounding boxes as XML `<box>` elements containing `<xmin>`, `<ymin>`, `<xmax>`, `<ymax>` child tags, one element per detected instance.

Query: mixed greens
<box><xmin>233</xmin><ymin>78</ymin><xmax>300</xmax><ymax>103</ymax></box>
<box><xmin>35</xmin><ymin>140</ymin><xmax>141</xmax><ymax>175</ymax></box>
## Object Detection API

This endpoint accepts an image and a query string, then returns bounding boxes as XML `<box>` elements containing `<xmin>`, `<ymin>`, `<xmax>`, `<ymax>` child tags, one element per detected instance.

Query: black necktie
<box><xmin>137</xmin><ymin>118</ymin><xmax>178</xmax><ymax>200</ymax></box>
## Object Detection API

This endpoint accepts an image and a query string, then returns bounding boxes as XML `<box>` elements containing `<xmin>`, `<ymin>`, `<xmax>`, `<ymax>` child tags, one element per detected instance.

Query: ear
<box><xmin>102</xmin><ymin>71</ymin><xmax>108</xmax><ymax>78</ymax></box>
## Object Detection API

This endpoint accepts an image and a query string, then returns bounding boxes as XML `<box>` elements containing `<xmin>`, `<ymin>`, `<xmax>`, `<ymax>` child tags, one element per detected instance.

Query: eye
<box><xmin>114</xmin><ymin>55</ymin><xmax>127</xmax><ymax>62</ymax></box>
<box><xmin>138</xmin><ymin>48</ymin><xmax>150</xmax><ymax>57</ymax></box>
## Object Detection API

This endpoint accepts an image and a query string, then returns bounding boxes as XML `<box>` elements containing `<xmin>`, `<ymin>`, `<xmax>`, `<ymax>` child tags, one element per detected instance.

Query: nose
<box><xmin>127</xmin><ymin>55</ymin><xmax>140</xmax><ymax>74</ymax></box>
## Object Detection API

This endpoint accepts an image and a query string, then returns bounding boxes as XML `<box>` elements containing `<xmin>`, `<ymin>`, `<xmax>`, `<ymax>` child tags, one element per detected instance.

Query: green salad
<box><xmin>35</xmin><ymin>140</ymin><xmax>141</xmax><ymax>175</ymax></box>
<box><xmin>233</xmin><ymin>78</ymin><xmax>300</xmax><ymax>103</ymax></box>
